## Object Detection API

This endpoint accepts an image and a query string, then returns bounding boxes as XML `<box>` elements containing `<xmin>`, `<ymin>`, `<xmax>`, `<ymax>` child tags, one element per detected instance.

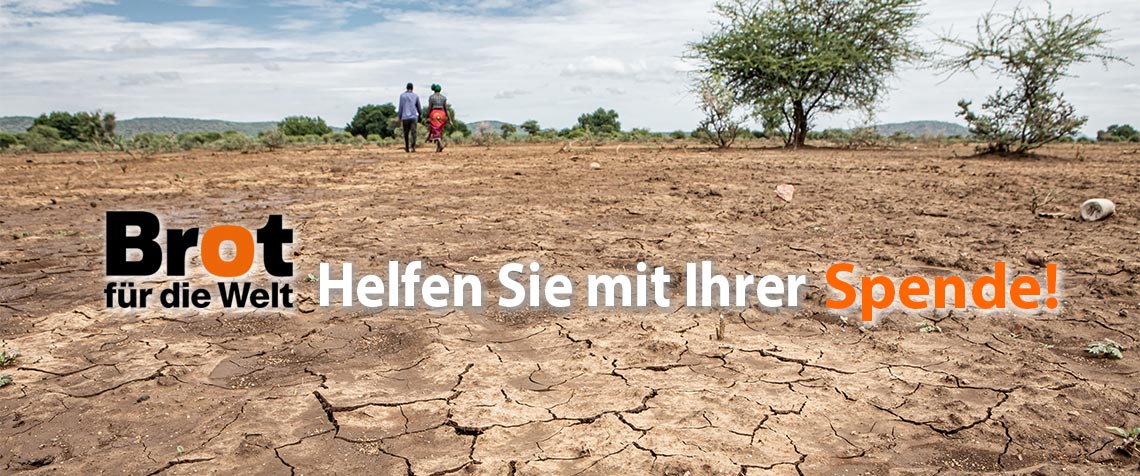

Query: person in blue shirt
<box><xmin>397</xmin><ymin>83</ymin><xmax>422</xmax><ymax>153</ymax></box>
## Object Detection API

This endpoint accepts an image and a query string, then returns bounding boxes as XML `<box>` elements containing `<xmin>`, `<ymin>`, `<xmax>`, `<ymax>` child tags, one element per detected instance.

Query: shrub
<box><xmin>471</xmin><ymin>131</ymin><xmax>503</xmax><ymax>146</ymax></box>
<box><xmin>818</xmin><ymin>128</ymin><xmax>852</xmax><ymax>143</ymax></box>
<box><xmin>0</xmin><ymin>132</ymin><xmax>17</xmax><ymax>150</ymax></box>
<box><xmin>131</xmin><ymin>133</ymin><xmax>179</xmax><ymax>153</ymax></box>
<box><xmin>626</xmin><ymin>128</ymin><xmax>657</xmax><ymax>142</ymax></box>
<box><xmin>217</xmin><ymin>131</ymin><xmax>256</xmax><ymax>152</ymax></box>
<box><xmin>259</xmin><ymin>128</ymin><xmax>287</xmax><ymax>149</ymax></box>
<box><xmin>177</xmin><ymin>131</ymin><xmax>223</xmax><ymax>150</ymax></box>
<box><xmin>278</xmin><ymin>116</ymin><xmax>332</xmax><ymax>137</ymax></box>
<box><xmin>23</xmin><ymin>125</ymin><xmax>62</xmax><ymax>153</ymax></box>
<box><xmin>1097</xmin><ymin>124</ymin><xmax>1139</xmax><ymax>142</ymax></box>
<box><xmin>693</xmin><ymin>73</ymin><xmax>745</xmax><ymax>148</ymax></box>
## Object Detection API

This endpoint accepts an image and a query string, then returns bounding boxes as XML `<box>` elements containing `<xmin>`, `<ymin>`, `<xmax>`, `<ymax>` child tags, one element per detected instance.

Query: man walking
<box><xmin>397</xmin><ymin>82</ymin><xmax>421</xmax><ymax>152</ymax></box>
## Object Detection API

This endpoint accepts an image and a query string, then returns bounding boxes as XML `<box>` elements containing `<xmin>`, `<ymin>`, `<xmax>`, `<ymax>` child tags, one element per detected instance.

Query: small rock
<box><xmin>776</xmin><ymin>184</ymin><xmax>795</xmax><ymax>203</ymax></box>
<box><xmin>589</xmin><ymin>162</ymin><xmax>601</xmax><ymax>170</ymax></box>
<box><xmin>1025</xmin><ymin>250</ymin><xmax>1045</xmax><ymax>267</ymax></box>
<box><xmin>136</xmin><ymin>395</ymin><xmax>150</xmax><ymax>403</ymax></box>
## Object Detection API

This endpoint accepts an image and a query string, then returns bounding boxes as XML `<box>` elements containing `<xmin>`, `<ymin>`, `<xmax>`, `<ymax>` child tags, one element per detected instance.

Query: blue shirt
<box><xmin>398</xmin><ymin>91</ymin><xmax>421</xmax><ymax>120</ymax></box>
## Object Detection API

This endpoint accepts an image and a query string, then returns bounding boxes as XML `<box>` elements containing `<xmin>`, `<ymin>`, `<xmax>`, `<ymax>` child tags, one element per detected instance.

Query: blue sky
<box><xmin>1</xmin><ymin>0</ymin><xmax>1137</xmax><ymax>133</ymax></box>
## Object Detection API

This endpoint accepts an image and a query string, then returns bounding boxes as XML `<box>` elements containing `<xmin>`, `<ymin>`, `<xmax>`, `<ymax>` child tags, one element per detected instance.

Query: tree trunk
<box><xmin>791</xmin><ymin>99</ymin><xmax>808</xmax><ymax>148</ymax></box>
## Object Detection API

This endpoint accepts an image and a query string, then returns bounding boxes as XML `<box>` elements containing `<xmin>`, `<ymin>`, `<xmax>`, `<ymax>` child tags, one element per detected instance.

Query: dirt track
<box><xmin>1</xmin><ymin>142</ymin><xmax>1138</xmax><ymax>475</ymax></box>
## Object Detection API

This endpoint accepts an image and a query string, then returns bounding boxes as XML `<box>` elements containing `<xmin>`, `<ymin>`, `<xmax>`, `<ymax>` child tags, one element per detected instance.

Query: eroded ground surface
<box><xmin>1</xmin><ymin>143</ymin><xmax>1138</xmax><ymax>475</ymax></box>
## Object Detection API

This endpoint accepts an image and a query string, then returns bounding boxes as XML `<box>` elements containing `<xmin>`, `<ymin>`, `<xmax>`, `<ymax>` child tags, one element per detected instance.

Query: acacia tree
<box><xmin>520</xmin><ymin>120</ymin><xmax>541</xmax><ymax>136</ymax></box>
<box><xmin>942</xmin><ymin>6</ymin><xmax>1126</xmax><ymax>155</ymax></box>
<box><xmin>500</xmin><ymin>123</ymin><xmax>517</xmax><ymax>139</ymax></box>
<box><xmin>691</xmin><ymin>0</ymin><xmax>925</xmax><ymax>148</ymax></box>
<box><xmin>693</xmin><ymin>73</ymin><xmax>745</xmax><ymax>148</ymax></box>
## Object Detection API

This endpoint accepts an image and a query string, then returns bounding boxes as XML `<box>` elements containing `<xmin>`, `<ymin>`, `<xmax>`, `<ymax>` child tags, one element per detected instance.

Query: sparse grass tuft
<box><xmin>1086</xmin><ymin>339</ymin><xmax>1125</xmax><ymax>359</ymax></box>
<box><xmin>0</xmin><ymin>349</ymin><xmax>17</xmax><ymax>366</ymax></box>
<box><xmin>916</xmin><ymin>321</ymin><xmax>942</xmax><ymax>333</ymax></box>
<box><xmin>1106</xmin><ymin>426</ymin><xmax>1140</xmax><ymax>457</ymax></box>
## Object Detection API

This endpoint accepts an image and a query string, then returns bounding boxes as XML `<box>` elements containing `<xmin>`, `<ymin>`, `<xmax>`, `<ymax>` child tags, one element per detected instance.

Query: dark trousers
<box><xmin>402</xmin><ymin>118</ymin><xmax>417</xmax><ymax>151</ymax></box>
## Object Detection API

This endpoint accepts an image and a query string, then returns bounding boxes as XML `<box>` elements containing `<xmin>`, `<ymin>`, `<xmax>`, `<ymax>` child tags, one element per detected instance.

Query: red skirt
<box><xmin>427</xmin><ymin>109</ymin><xmax>448</xmax><ymax>141</ymax></box>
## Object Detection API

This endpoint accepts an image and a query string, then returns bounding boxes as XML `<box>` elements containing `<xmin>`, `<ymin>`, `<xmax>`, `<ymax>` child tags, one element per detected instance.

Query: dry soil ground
<box><xmin>1</xmin><ymin>142</ymin><xmax>1138</xmax><ymax>475</ymax></box>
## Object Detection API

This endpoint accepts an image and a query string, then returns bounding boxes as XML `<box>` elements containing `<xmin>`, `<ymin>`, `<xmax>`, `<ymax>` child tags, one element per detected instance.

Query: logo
<box><xmin>103</xmin><ymin>211</ymin><xmax>295</xmax><ymax>310</ymax></box>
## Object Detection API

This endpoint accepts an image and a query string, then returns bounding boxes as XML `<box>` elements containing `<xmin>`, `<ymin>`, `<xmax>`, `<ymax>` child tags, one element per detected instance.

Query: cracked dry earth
<box><xmin>1</xmin><ymin>143</ymin><xmax>1139</xmax><ymax>475</ymax></box>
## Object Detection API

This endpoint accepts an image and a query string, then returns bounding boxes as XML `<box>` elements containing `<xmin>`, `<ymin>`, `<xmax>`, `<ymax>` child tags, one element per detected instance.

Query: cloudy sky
<box><xmin>0</xmin><ymin>0</ymin><xmax>1137</xmax><ymax>133</ymax></box>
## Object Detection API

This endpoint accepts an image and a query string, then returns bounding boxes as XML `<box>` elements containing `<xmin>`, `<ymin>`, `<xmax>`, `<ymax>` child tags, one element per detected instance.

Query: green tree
<box><xmin>346</xmin><ymin>104</ymin><xmax>398</xmax><ymax>138</ymax></box>
<box><xmin>278</xmin><ymin>116</ymin><xmax>332</xmax><ymax>137</ymax></box>
<box><xmin>33</xmin><ymin>112</ymin><xmax>81</xmax><ymax>140</ymax></box>
<box><xmin>32</xmin><ymin>111</ymin><xmax>115</xmax><ymax>144</ymax></box>
<box><xmin>520</xmin><ymin>120</ymin><xmax>541</xmax><ymax>136</ymax></box>
<box><xmin>942</xmin><ymin>6</ymin><xmax>1127</xmax><ymax>154</ymax></box>
<box><xmin>1097</xmin><ymin>124</ymin><xmax>1139</xmax><ymax>142</ymax></box>
<box><xmin>577</xmin><ymin>108</ymin><xmax>621</xmax><ymax>135</ymax></box>
<box><xmin>691</xmin><ymin>0</ymin><xmax>925</xmax><ymax>148</ymax></box>
<box><xmin>500</xmin><ymin>123</ymin><xmax>517</xmax><ymax>139</ymax></box>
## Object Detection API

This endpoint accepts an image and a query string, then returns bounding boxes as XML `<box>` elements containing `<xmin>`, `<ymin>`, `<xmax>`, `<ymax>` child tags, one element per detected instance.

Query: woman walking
<box><xmin>425</xmin><ymin>84</ymin><xmax>450</xmax><ymax>153</ymax></box>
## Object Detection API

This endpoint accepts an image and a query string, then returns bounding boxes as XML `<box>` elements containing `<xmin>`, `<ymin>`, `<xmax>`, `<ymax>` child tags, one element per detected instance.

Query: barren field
<box><xmin>1</xmin><ymin>142</ymin><xmax>1138</xmax><ymax>475</ymax></box>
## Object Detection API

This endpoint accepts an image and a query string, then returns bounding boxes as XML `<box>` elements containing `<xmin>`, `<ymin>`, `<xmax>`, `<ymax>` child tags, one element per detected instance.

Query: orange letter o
<box><xmin>201</xmin><ymin>226</ymin><xmax>255</xmax><ymax>278</ymax></box>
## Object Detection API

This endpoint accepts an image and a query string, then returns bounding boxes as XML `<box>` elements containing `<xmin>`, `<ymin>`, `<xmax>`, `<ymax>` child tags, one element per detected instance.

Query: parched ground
<box><xmin>1</xmin><ymin>142</ymin><xmax>1138</xmax><ymax>475</ymax></box>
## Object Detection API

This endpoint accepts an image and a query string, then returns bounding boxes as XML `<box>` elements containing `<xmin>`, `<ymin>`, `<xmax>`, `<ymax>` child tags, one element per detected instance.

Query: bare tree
<box><xmin>694</xmin><ymin>74</ymin><xmax>745</xmax><ymax>148</ymax></box>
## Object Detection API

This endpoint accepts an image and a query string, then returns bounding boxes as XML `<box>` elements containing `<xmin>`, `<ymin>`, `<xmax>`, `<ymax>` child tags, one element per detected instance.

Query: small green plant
<box><xmin>917</xmin><ymin>321</ymin><xmax>942</xmax><ymax>333</ymax></box>
<box><xmin>0</xmin><ymin>349</ymin><xmax>18</xmax><ymax>366</ymax></box>
<box><xmin>11</xmin><ymin>231</ymin><xmax>30</xmax><ymax>240</ymax></box>
<box><xmin>306</xmin><ymin>273</ymin><xmax>317</xmax><ymax>283</ymax></box>
<box><xmin>0</xmin><ymin>374</ymin><xmax>10</xmax><ymax>388</ymax></box>
<box><xmin>1106</xmin><ymin>426</ymin><xmax>1140</xmax><ymax>457</ymax></box>
<box><xmin>1086</xmin><ymin>339</ymin><xmax>1125</xmax><ymax>359</ymax></box>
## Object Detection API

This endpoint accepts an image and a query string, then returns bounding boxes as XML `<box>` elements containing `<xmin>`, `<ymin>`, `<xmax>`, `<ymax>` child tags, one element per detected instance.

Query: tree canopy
<box><xmin>346</xmin><ymin>104</ymin><xmax>398</xmax><ymax>138</ymax></box>
<box><xmin>32</xmin><ymin>111</ymin><xmax>116</xmax><ymax>144</ymax></box>
<box><xmin>577</xmin><ymin>108</ymin><xmax>621</xmax><ymax>135</ymax></box>
<box><xmin>520</xmin><ymin>120</ymin><xmax>541</xmax><ymax>136</ymax></box>
<box><xmin>690</xmin><ymin>0</ymin><xmax>925</xmax><ymax>147</ymax></box>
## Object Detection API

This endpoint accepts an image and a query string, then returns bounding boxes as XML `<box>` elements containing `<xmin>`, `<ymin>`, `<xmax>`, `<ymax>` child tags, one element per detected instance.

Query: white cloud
<box><xmin>0</xmin><ymin>0</ymin><xmax>114</xmax><ymax>14</ymax></box>
<box><xmin>494</xmin><ymin>89</ymin><xmax>530</xmax><ymax>99</ymax></box>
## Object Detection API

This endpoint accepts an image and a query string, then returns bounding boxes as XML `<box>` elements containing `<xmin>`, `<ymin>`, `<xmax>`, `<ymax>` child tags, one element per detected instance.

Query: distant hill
<box><xmin>0</xmin><ymin>116</ymin><xmax>35</xmax><ymax>133</ymax></box>
<box><xmin>871</xmin><ymin>121</ymin><xmax>969</xmax><ymax>138</ymax></box>
<box><xmin>0</xmin><ymin>116</ymin><xmax>342</xmax><ymax>137</ymax></box>
<box><xmin>116</xmin><ymin>118</ymin><xmax>282</xmax><ymax>137</ymax></box>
